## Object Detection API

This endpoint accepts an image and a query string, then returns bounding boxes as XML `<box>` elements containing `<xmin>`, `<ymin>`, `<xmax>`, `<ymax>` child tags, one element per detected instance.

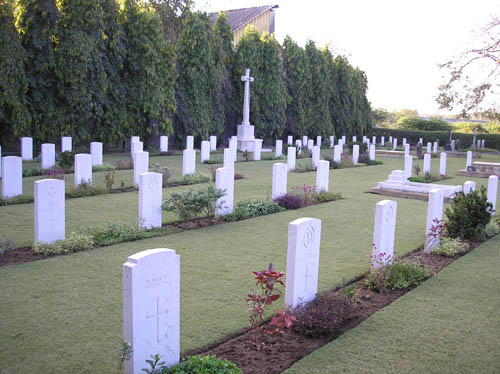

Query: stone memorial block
<box><xmin>131</xmin><ymin>136</ymin><xmax>140</xmax><ymax>144</ymax></box>
<box><xmin>439</xmin><ymin>152</ymin><xmax>447</xmax><ymax>176</ymax></box>
<box><xmin>404</xmin><ymin>155</ymin><xmax>413</xmax><ymax>179</ymax></box>
<box><xmin>223</xmin><ymin>148</ymin><xmax>234</xmax><ymax>174</ymax></box>
<box><xmin>404</xmin><ymin>144</ymin><xmax>410</xmax><ymax>157</ymax></box>
<box><xmin>372</xmin><ymin>200</ymin><xmax>397</xmax><ymax>268</ymax></box>
<box><xmin>372</xmin><ymin>136</ymin><xmax>376</xmax><ymax>145</ymax></box>
<box><xmin>34</xmin><ymin>179</ymin><xmax>65</xmax><ymax>243</ymax></box>
<box><xmin>200</xmin><ymin>141</ymin><xmax>210</xmax><ymax>163</ymax></box>
<box><xmin>139</xmin><ymin>172</ymin><xmax>162</xmax><ymax>229</ymax></box>
<box><xmin>272</xmin><ymin>163</ymin><xmax>288</xmax><ymax>199</ymax></box>
<box><xmin>134</xmin><ymin>151</ymin><xmax>149</xmax><ymax>187</ymax></box>
<box><xmin>160</xmin><ymin>136</ymin><xmax>169</xmax><ymax>153</ymax></box>
<box><xmin>210</xmin><ymin>136</ymin><xmax>217</xmax><ymax>152</ymax></box>
<box><xmin>285</xmin><ymin>217</ymin><xmax>322</xmax><ymax>309</ymax></box>
<box><xmin>90</xmin><ymin>142</ymin><xmax>103</xmax><ymax>166</ymax></box>
<box><xmin>215</xmin><ymin>166</ymin><xmax>234</xmax><ymax>216</ymax></box>
<box><xmin>402</xmin><ymin>138</ymin><xmax>406</xmax><ymax>147</ymax></box>
<box><xmin>287</xmin><ymin>147</ymin><xmax>296</xmax><ymax>171</ymax></box>
<box><xmin>424</xmin><ymin>188</ymin><xmax>444</xmax><ymax>253</ymax></box>
<box><xmin>433</xmin><ymin>141</ymin><xmax>438</xmax><ymax>154</ymax></box>
<box><xmin>353</xmin><ymin>145</ymin><xmax>359</xmax><ymax>164</ymax></box>
<box><xmin>393</xmin><ymin>138</ymin><xmax>398</xmax><ymax>150</ymax></box>
<box><xmin>123</xmin><ymin>248</ymin><xmax>180</xmax><ymax>374</ymax></box>
<box><xmin>74</xmin><ymin>154</ymin><xmax>92</xmax><ymax>187</ymax></box>
<box><xmin>302</xmin><ymin>136</ymin><xmax>308</xmax><ymax>147</ymax></box>
<box><xmin>330</xmin><ymin>136</ymin><xmax>335</xmax><ymax>148</ymax></box>
<box><xmin>352</xmin><ymin>135</ymin><xmax>357</xmax><ymax>143</ymax></box>
<box><xmin>275</xmin><ymin>140</ymin><xmax>283</xmax><ymax>157</ymax></box>
<box><xmin>423</xmin><ymin>153</ymin><xmax>431</xmax><ymax>174</ymax></box>
<box><xmin>186</xmin><ymin>135</ymin><xmax>194</xmax><ymax>150</ymax></box>
<box><xmin>287</xmin><ymin>135</ymin><xmax>293</xmax><ymax>145</ymax></box>
<box><xmin>21</xmin><ymin>137</ymin><xmax>33</xmax><ymax>160</ymax></box>
<box><xmin>131</xmin><ymin>141</ymin><xmax>143</xmax><ymax>158</ymax></box>
<box><xmin>316</xmin><ymin>160</ymin><xmax>330</xmax><ymax>192</ymax></box>
<box><xmin>466</xmin><ymin>151</ymin><xmax>473</xmax><ymax>169</ymax></box>
<box><xmin>464</xmin><ymin>181</ymin><xmax>476</xmax><ymax>194</ymax></box>
<box><xmin>61</xmin><ymin>136</ymin><xmax>72</xmax><ymax>152</ymax></box>
<box><xmin>333</xmin><ymin>145</ymin><xmax>341</xmax><ymax>163</ymax></box>
<box><xmin>182</xmin><ymin>149</ymin><xmax>195</xmax><ymax>176</ymax></box>
<box><xmin>369</xmin><ymin>144</ymin><xmax>376</xmax><ymax>161</ymax></box>
<box><xmin>253</xmin><ymin>140</ymin><xmax>262</xmax><ymax>161</ymax></box>
<box><xmin>381</xmin><ymin>136</ymin><xmax>385</xmax><ymax>146</ymax></box>
<box><xmin>488</xmin><ymin>175</ymin><xmax>498</xmax><ymax>215</ymax></box>
<box><xmin>41</xmin><ymin>143</ymin><xmax>55</xmax><ymax>169</ymax></box>
<box><xmin>1</xmin><ymin>156</ymin><xmax>22</xmax><ymax>198</ymax></box>
<box><xmin>307</xmin><ymin>139</ymin><xmax>314</xmax><ymax>151</ymax></box>
<box><xmin>312</xmin><ymin>146</ymin><xmax>320</xmax><ymax>169</ymax></box>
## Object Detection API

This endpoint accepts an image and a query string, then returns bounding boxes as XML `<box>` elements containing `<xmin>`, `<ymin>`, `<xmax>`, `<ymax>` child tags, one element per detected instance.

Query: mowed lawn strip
<box><xmin>285</xmin><ymin>234</ymin><xmax>500</xmax><ymax>374</ymax></box>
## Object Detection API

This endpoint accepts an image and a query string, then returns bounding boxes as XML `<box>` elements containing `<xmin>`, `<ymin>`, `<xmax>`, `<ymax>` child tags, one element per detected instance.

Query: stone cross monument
<box><xmin>237</xmin><ymin>68</ymin><xmax>262</xmax><ymax>151</ymax></box>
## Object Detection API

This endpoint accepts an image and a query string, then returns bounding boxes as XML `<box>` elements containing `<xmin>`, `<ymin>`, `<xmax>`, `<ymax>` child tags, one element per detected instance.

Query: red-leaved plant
<box><xmin>425</xmin><ymin>218</ymin><xmax>444</xmax><ymax>249</ymax></box>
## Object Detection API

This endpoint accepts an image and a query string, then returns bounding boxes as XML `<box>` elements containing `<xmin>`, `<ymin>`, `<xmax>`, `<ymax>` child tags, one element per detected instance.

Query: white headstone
<box><xmin>352</xmin><ymin>135</ymin><xmax>357</xmax><ymax>143</ymax></box>
<box><xmin>333</xmin><ymin>145</ymin><xmax>341</xmax><ymax>163</ymax></box>
<box><xmin>130</xmin><ymin>136</ymin><xmax>140</xmax><ymax>144</ymax></box>
<box><xmin>186</xmin><ymin>135</ymin><xmax>194</xmax><ymax>150</ymax></box>
<box><xmin>316</xmin><ymin>136</ymin><xmax>322</xmax><ymax>147</ymax></box>
<box><xmin>131</xmin><ymin>141</ymin><xmax>143</xmax><ymax>158</ymax></box>
<box><xmin>133</xmin><ymin>151</ymin><xmax>149</xmax><ymax>187</ymax></box>
<box><xmin>307</xmin><ymin>139</ymin><xmax>314</xmax><ymax>151</ymax></box>
<box><xmin>215</xmin><ymin>166</ymin><xmax>234</xmax><ymax>216</ymax></box>
<box><xmin>41</xmin><ymin>143</ymin><xmax>55</xmax><ymax>170</ymax></box>
<box><xmin>1</xmin><ymin>156</ymin><xmax>22</xmax><ymax>198</ymax></box>
<box><xmin>312</xmin><ymin>145</ymin><xmax>320</xmax><ymax>169</ymax></box>
<box><xmin>316</xmin><ymin>160</ymin><xmax>329</xmax><ymax>192</ymax></box>
<box><xmin>287</xmin><ymin>135</ymin><xmax>293</xmax><ymax>145</ymax></box>
<box><xmin>404</xmin><ymin>155</ymin><xmax>413</xmax><ymax>179</ymax></box>
<box><xmin>402</xmin><ymin>138</ymin><xmax>406</xmax><ymax>147</ymax></box>
<box><xmin>74</xmin><ymin>154</ymin><xmax>92</xmax><ymax>187</ymax></box>
<box><xmin>433</xmin><ymin>141</ymin><xmax>438</xmax><ymax>154</ymax></box>
<box><xmin>481</xmin><ymin>139</ymin><xmax>485</xmax><ymax>148</ymax></box>
<box><xmin>0</xmin><ymin>146</ymin><xmax>2</xmax><ymax>177</ymax></box>
<box><xmin>419</xmin><ymin>137</ymin><xmax>423</xmax><ymax>145</ymax></box>
<box><xmin>295</xmin><ymin>139</ymin><xmax>302</xmax><ymax>154</ymax></box>
<box><xmin>139</xmin><ymin>172</ymin><xmax>162</xmax><ymax>229</ymax></box>
<box><xmin>223</xmin><ymin>148</ymin><xmax>234</xmax><ymax>174</ymax></box>
<box><xmin>287</xmin><ymin>147</ymin><xmax>296</xmax><ymax>171</ymax></box>
<box><xmin>229</xmin><ymin>138</ymin><xmax>237</xmax><ymax>161</ymax></box>
<box><xmin>488</xmin><ymin>175</ymin><xmax>498</xmax><ymax>215</ymax></box>
<box><xmin>275</xmin><ymin>140</ymin><xmax>283</xmax><ymax>157</ymax></box>
<box><xmin>423</xmin><ymin>153</ymin><xmax>431</xmax><ymax>174</ymax></box>
<box><xmin>389</xmin><ymin>136</ymin><xmax>393</xmax><ymax>142</ymax></box>
<box><xmin>302</xmin><ymin>136</ymin><xmax>308</xmax><ymax>147</ymax></box>
<box><xmin>393</xmin><ymin>138</ymin><xmax>397</xmax><ymax>150</ymax></box>
<box><xmin>369</xmin><ymin>144</ymin><xmax>376</xmax><ymax>161</ymax></box>
<box><xmin>439</xmin><ymin>152</ymin><xmax>447</xmax><ymax>176</ymax></box>
<box><xmin>381</xmin><ymin>136</ymin><xmax>385</xmax><ymax>146</ymax></box>
<box><xmin>353</xmin><ymin>145</ymin><xmax>359</xmax><ymax>164</ymax></box>
<box><xmin>372</xmin><ymin>200</ymin><xmax>397</xmax><ymax>267</ymax></box>
<box><xmin>61</xmin><ymin>137</ymin><xmax>72</xmax><ymax>153</ymax></box>
<box><xmin>285</xmin><ymin>217</ymin><xmax>322</xmax><ymax>309</ymax></box>
<box><xmin>90</xmin><ymin>142</ymin><xmax>103</xmax><ymax>166</ymax></box>
<box><xmin>182</xmin><ymin>149</ymin><xmax>196</xmax><ymax>176</ymax></box>
<box><xmin>424</xmin><ymin>188</ymin><xmax>444</xmax><ymax>253</ymax></box>
<box><xmin>272</xmin><ymin>163</ymin><xmax>288</xmax><ymax>199</ymax></box>
<box><xmin>21</xmin><ymin>137</ymin><xmax>33</xmax><ymax>160</ymax></box>
<box><xmin>362</xmin><ymin>136</ymin><xmax>367</xmax><ymax>144</ymax></box>
<box><xmin>466</xmin><ymin>151</ymin><xmax>472</xmax><ymax>168</ymax></box>
<box><xmin>160</xmin><ymin>136</ymin><xmax>168</xmax><ymax>153</ymax></box>
<box><xmin>123</xmin><ymin>248</ymin><xmax>180</xmax><ymax>374</ymax></box>
<box><xmin>130</xmin><ymin>137</ymin><xmax>140</xmax><ymax>154</ymax></box>
<box><xmin>451</xmin><ymin>140</ymin><xmax>456</xmax><ymax>151</ymax></box>
<box><xmin>404</xmin><ymin>144</ymin><xmax>410</xmax><ymax>157</ymax></box>
<box><xmin>464</xmin><ymin>181</ymin><xmax>476</xmax><ymax>194</ymax></box>
<box><xmin>253</xmin><ymin>140</ymin><xmax>262</xmax><ymax>161</ymax></box>
<box><xmin>372</xmin><ymin>136</ymin><xmax>376</xmax><ymax>145</ymax></box>
<box><xmin>342</xmin><ymin>136</ymin><xmax>346</xmax><ymax>143</ymax></box>
<box><xmin>330</xmin><ymin>136</ymin><xmax>335</xmax><ymax>148</ymax></box>
<box><xmin>34</xmin><ymin>178</ymin><xmax>65</xmax><ymax>243</ymax></box>
<box><xmin>209</xmin><ymin>136</ymin><xmax>217</xmax><ymax>152</ymax></box>
<box><xmin>425</xmin><ymin>142</ymin><xmax>431</xmax><ymax>154</ymax></box>
<box><xmin>477</xmin><ymin>139</ymin><xmax>481</xmax><ymax>148</ymax></box>
<box><xmin>200</xmin><ymin>141</ymin><xmax>210</xmax><ymax>163</ymax></box>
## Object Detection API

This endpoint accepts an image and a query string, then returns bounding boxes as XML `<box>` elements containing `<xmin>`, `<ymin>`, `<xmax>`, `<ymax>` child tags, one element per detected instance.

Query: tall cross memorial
<box><xmin>237</xmin><ymin>69</ymin><xmax>262</xmax><ymax>151</ymax></box>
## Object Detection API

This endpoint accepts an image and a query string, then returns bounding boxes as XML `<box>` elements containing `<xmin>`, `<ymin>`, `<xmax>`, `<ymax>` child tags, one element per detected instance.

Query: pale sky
<box><xmin>196</xmin><ymin>0</ymin><xmax>499</xmax><ymax>116</ymax></box>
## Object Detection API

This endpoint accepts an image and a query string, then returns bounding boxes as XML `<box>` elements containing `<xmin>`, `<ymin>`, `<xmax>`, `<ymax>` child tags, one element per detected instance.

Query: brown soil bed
<box><xmin>185</xmin><ymin>246</ymin><xmax>476</xmax><ymax>374</ymax></box>
<box><xmin>0</xmin><ymin>246</ymin><xmax>48</xmax><ymax>266</ymax></box>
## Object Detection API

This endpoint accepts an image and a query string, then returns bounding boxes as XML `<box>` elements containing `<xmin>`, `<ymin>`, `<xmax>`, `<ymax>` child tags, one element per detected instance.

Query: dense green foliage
<box><xmin>162</xmin><ymin>185</ymin><xmax>225</xmax><ymax>220</ymax></box>
<box><xmin>397</xmin><ymin>117</ymin><xmax>451</xmax><ymax>131</ymax></box>
<box><xmin>219</xmin><ymin>199</ymin><xmax>284</xmax><ymax>222</ymax></box>
<box><xmin>432</xmin><ymin>237</ymin><xmax>468</xmax><ymax>257</ymax></box>
<box><xmin>160</xmin><ymin>355</ymin><xmax>241</xmax><ymax>374</ymax></box>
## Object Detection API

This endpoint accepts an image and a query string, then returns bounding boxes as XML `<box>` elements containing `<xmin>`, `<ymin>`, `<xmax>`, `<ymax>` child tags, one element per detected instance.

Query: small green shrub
<box><xmin>104</xmin><ymin>171</ymin><xmax>115</xmax><ymax>192</ymax></box>
<box><xmin>0</xmin><ymin>194</ymin><xmax>34</xmax><ymax>206</ymax></box>
<box><xmin>432</xmin><ymin>237</ymin><xmax>468</xmax><ymax>257</ymax></box>
<box><xmin>219</xmin><ymin>200</ymin><xmax>284</xmax><ymax>222</ymax></box>
<box><xmin>159</xmin><ymin>355</ymin><xmax>241</xmax><ymax>374</ymax></box>
<box><xmin>92</xmin><ymin>163</ymin><xmax>115</xmax><ymax>172</ymax></box>
<box><xmin>314</xmin><ymin>190</ymin><xmax>342</xmax><ymax>203</ymax></box>
<box><xmin>82</xmin><ymin>222</ymin><xmax>147</xmax><ymax>246</ymax></box>
<box><xmin>114</xmin><ymin>158</ymin><xmax>133</xmax><ymax>170</ymax></box>
<box><xmin>22</xmin><ymin>167</ymin><xmax>45</xmax><ymax>177</ymax></box>
<box><xmin>293</xmin><ymin>162</ymin><xmax>315</xmax><ymax>173</ymax></box>
<box><xmin>0</xmin><ymin>235</ymin><xmax>16</xmax><ymax>254</ymax></box>
<box><xmin>408</xmin><ymin>173</ymin><xmax>441</xmax><ymax>183</ymax></box>
<box><xmin>162</xmin><ymin>185</ymin><xmax>225</xmax><ymax>221</ymax></box>
<box><xmin>153</xmin><ymin>163</ymin><xmax>173</xmax><ymax>187</ymax></box>
<box><xmin>274</xmin><ymin>193</ymin><xmax>303</xmax><ymax>209</ymax></box>
<box><xmin>33</xmin><ymin>232</ymin><xmax>94</xmax><ymax>255</ymax></box>
<box><xmin>178</xmin><ymin>172</ymin><xmax>210</xmax><ymax>185</ymax></box>
<box><xmin>202</xmin><ymin>159</ymin><xmax>220</xmax><ymax>164</ymax></box>
<box><xmin>68</xmin><ymin>181</ymin><xmax>107</xmax><ymax>198</ymax></box>
<box><xmin>58</xmin><ymin>151</ymin><xmax>74</xmax><ymax>170</ymax></box>
<box><xmin>482</xmin><ymin>219</ymin><xmax>500</xmax><ymax>239</ymax></box>
<box><xmin>445</xmin><ymin>187</ymin><xmax>493</xmax><ymax>239</ymax></box>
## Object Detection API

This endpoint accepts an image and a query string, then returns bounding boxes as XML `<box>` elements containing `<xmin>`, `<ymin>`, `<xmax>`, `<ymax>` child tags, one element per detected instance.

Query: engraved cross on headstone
<box><xmin>147</xmin><ymin>297</ymin><xmax>170</xmax><ymax>343</ymax></box>
<box><xmin>47</xmin><ymin>186</ymin><xmax>58</xmax><ymax>234</ymax></box>
<box><xmin>240</xmin><ymin>68</ymin><xmax>254</xmax><ymax>126</ymax></box>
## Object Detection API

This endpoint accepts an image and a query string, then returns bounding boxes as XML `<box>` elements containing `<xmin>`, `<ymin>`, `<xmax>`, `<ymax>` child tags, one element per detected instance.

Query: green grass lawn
<box><xmin>285</xmin><ymin>234</ymin><xmax>500</xmax><ymax>374</ymax></box>
<box><xmin>0</xmin><ymin>149</ymin><xmax>499</xmax><ymax>373</ymax></box>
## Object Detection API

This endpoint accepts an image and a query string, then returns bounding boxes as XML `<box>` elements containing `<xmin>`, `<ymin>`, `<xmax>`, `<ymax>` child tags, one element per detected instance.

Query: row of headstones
<box><xmin>122</xmin><ymin>172</ymin><xmax>500</xmax><ymax>373</ymax></box>
<box><xmin>402</xmin><ymin>152</ymin><xmax>448</xmax><ymax>178</ymax></box>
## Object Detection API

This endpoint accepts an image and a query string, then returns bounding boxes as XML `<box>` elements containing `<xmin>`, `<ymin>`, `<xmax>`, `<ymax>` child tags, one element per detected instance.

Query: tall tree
<box><xmin>16</xmin><ymin>0</ymin><xmax>59</xmax><ymax>143</ymax></box>
<box><xmin>0</xmin><ymin>0</ymin><xmax>30</xmax><ymax>143</ymax></box>
<box><xmin>150</xmin><ymin>0</ymin><xmax>192</xmax><ymax>44</ymax></box>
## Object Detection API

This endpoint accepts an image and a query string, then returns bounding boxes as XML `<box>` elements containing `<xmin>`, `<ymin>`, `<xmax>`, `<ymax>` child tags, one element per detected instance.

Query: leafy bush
<box><xmin>0</xmin><ymin>235</ymin><xmax>16</xmax><ymax>254</ymax></box>
<box><xmin>92</xmin><ymin>163</ymin><xmax>115</xmax><ymax>172</ymax></box>
<box><xmin>314</xmin><ymin>190</ymin><xmax>342</xmax><ymax>203</ymax></box>
<box><xmin>58</xmin><ymin>151</ymin><xmax>74</xmax><ymax>170</ymax></box>
<box><xmin>292</xmin><ymin>293</ymin><xmax>357</xmax><ymax>338</ymax></box>
<box><xmin>33</xmin><ymin>232</ymin><xmax>94</xmax><ymax>255</ymax></box>
<box><xmin>114</xmin><ymin>158</ymin><xmax>133</xmax><ymax>170</ymax></box>
<box><xmin>104</xmin><ymin>171</ymin><xmax>115</xmax><ymax>192</ymax></box>
<box><xmin>293</xmin><ymin>161</ymin><xmax>315</xmax><ymax>173</ymax></box>
<box><xmin>68</xmin><ymin>181</ymin><xmax>107</xmax><ymax>198</ymax></box>
<box><xmin>408</xmin><ymin>173</ymin><xmax>440</xmax><ymax>183</ymax></box>
<box><xmin>348</xmin><ymin>141</ymin><xmax>367</xmax><ymax>154</ymax></box>
<box><xmin>82</xmin><ymin>222</ymin><xmax>148</xmax><ymax>246</ymax></box>
<box><xmin>159</xmin><ymin>355</ymin><xmax>241</xmax><ymax>374</ymax></box>
<box><xmin>357</xmin><ymin>155</ymin><xmax>381</xmax><ymax>166</ymax></box>
<box><xmin>22</xmin><ymin>167</ymin><xmax>45</xmax><ymax>177</ymax></box>
<box><xmin>432</xmin><ymin>237</ymin><xmax>468</xmax><ymax>257</ymax></box>
<box><xmin>162</xmin><ymin>185</ymin><xmax>225</xmax><ymax>221</ymax></box>
<box><xmin>445</xmin><ymin>187</ymin><xmax>493</xmax><ymax>240</ymax></box>
<box><xmin>46</xmin><ymin>167</ymin><xmax>65</xmax><ymax>180</ymax></box>
<box><xmin>482</xmin><ymin>219</ymin><xmax>500</xmax><ymax>239</ymax></box>
<box><xmin>274</xmin><ymin>193</ymin><xmax>303</xmax><ymax>209</ymax></box>
<box><xmin>178</xmin><ymin>172</ymin><xmax>210</xmax><ymax>185</ymax></box>
<box><xmin>0</xmin><ymin>194</ymin><xmax>34</xmax><ymax>206</ymax></box>
<box><xmin>397</xmin><ymin>117</ymin><xmax>451</xmax><ymax>131</ymax></box>
<box><xmin>202</xmin><ymin>159</ymin><xmax>220</xmax><ymax>164</ymax></box>
<box><xmin>153</xmin><ymin>163</ymin><xmax>173</xmax><ymax>187</ymax></box>
<box><xmin>219</xmin><ymin>200</ymin><xmax>284</xmax><ymax>222</ymax></box>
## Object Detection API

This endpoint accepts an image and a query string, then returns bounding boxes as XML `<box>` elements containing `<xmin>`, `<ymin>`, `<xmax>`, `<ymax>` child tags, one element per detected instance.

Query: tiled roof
<box><xmin>209</xmin><ymin>5</ymin><xmax>278</xmax><ymax>32</ymax></box>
